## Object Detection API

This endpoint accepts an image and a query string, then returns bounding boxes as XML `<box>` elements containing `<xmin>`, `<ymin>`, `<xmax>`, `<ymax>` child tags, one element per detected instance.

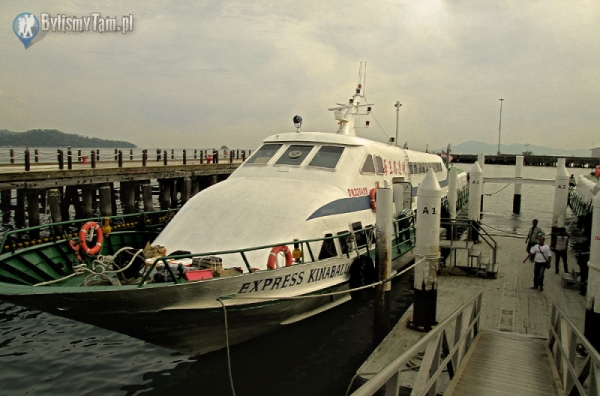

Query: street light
<box><xmin>497</xmin><ymin>98</ymin><xmax>504</xmax><ymax>155</ymax></box>
<box><xmin>395</xmin><ymin>101</ymin><xmax>402</xmax><ymax>146</ymax></box>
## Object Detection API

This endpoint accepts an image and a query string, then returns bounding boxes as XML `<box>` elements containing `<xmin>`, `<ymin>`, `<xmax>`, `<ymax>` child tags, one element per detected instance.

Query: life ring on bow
<box><xmin>267</xmin><ymin>245</ymin><xmax>293</xmax><ymax>269</ymax></box>
<box><xmin>79</xmin><ymin>221</ymin><xmax>104</xmax><ymax>255</ymax></box>
<box><xmin>369</xmin><ymin>188</ymin><xmax>377</xmax><ymax>211</ymax></box>
<box><xmin>595</xmin><ymin>165</ymin><xmax>600</xmax><ymax>179</ymax></box>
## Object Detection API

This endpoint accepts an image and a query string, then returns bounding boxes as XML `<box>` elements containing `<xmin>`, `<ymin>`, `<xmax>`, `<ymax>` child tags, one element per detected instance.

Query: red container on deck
<box><xmin>184</xmin><ymin>269</ymin><xmax>213</xmax><ymax>281</ymax></box>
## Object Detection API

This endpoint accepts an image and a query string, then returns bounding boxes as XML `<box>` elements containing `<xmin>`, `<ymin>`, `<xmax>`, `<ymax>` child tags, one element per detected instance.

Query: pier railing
<box><xmin>349</xmin><ymin>290</ymin><xmax>482</xmax><ymax>396</ymax></box>
<box><xmin>548</xmin><ymin>302</ymin><xmax>600</xmax><ymax>395</ymax></box>
<box><xmin>440</xmin><ymin>218</ymin><xmax>497</xmax><ymax>265</ymax></box>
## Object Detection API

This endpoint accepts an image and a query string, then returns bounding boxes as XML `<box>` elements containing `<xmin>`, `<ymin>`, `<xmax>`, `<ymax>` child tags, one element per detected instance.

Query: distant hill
<box><xmin>438</xmin><ymin>141</ymin><xmax>590</xmax><ymax>157</ymax></box>
<box><xmin>0</xmin><ymin>129</ymin><xmax>136</xmax><ymax>148</ymax></box>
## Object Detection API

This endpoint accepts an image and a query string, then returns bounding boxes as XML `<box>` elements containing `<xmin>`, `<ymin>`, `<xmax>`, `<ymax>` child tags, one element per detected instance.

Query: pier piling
<box><xmin>551</xmin><ymin>158</ymin><xmax>569</xmax><ymax>247</ymax></box>
<box><xmin>48</xmin><ymin>189</ymin><xmax>63</xmax><ymax>235</ymax></box>
<box><xmin>81</xmin><ymin>188</ymin><xmax>94</xmax><ymax>218</ymax></box>
<box><xmin>99</xmin><ymin>185</ymin><xmax>112</xmax><ymax>217</ymax></box>
<box><xmin>26</xmin><ymin>190</ymin><xmax>40</xmax><ymax>239</ymax></box>
<box><xmin>585</xmin><ymin>191</ymin><xmax>600</xmax><ymax>352</ymax></box>
<box><xmin>409</xmin><ymin>169</ymin><xmax>441</xmax><ymax>331</ymax></box>
<box><xmin>141</xmin><ymin>182</ymin><xmax>154</xmax><ymax>212</ymax></box>
<box><xmin>468</xmin><ymin>162</ymin><xmax>483</xmax><ymax>241</ymax></box>
<box><xmin>374</xmin><ymin>182</ymin><xmax>393</xmax><ymax>345</ymax></box>
<box><xmin>513</xmin><ymin>155</ymin><xmax>523</xmax><ymax>213</ymax></box>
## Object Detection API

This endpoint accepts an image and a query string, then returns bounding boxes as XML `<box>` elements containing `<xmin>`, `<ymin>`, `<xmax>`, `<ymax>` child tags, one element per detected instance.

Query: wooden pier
<box><xmin>354</xmin><ymin>233</ymin><xmax>589</xmax><ymax>394</ymax></box>
<box><xmin>0</xmin><ymin>149</ymin><xmax>248</xmax><ymax>233</ymax></box>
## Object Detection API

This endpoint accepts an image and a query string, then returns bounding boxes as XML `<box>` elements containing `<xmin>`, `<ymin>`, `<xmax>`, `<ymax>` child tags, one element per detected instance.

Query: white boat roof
<box><xmin>263</xmin><ymin>132</ymin><xmax>368</xmax><ymax>146</ymax></box>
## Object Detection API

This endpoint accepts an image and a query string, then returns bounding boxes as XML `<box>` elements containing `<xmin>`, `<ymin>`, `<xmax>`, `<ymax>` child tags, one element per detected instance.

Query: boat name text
<box><xmin>237</xmin><ymin>263</ymin><xmax>350</xmax><ymax>294</ymax></box>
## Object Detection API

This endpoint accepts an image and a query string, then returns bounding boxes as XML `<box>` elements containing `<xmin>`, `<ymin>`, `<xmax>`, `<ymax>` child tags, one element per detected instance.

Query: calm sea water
<box><xmin>0</xmin><ymin>164</ymin><xmax>592</xmax><ymax>396</ymax></box>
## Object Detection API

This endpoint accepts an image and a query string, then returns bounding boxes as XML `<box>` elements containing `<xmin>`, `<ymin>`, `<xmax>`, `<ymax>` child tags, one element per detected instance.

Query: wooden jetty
<box><xmin>451</xmin><ymin>153</ymin><xmax>598</xmax><ymax>168</ymax></box>
<box><xmin>351</xmin><ymin>233</ymin><xmax>596</xmax><ymax>395</ymax></box>
<box><xmin>0</xmin><ymin>148</ymin><xmax>250</xmax><ymax>235</ymax></box>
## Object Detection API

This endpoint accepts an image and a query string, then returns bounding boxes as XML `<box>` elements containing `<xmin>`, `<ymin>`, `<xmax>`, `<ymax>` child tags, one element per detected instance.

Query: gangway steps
<box><xmin>444</xmin><ymin>330</ymin><xmax>561</xmax><ymax>396</ymax></box>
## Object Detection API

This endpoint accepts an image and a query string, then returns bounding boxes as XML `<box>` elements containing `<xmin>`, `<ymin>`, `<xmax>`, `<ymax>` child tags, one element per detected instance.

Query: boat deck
<box><xmin>356</xmin><ymin>234</ymin><xmax>586</xmax><ymax>393</ymax></box>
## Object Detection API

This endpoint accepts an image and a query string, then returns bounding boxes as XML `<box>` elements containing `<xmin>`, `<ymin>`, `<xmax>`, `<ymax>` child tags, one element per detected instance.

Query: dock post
<box><xmin>81</xmin><ymin>187</ymin><xmax>94</xmax><ymax>218</ymax></box>
<box><xmin>477</xmin><ymin>154</ymin><xmax>485</xmax><ymax>212</ymax></box>
<box><xmin>25</xmin><ymin>148</ymin><xmax>31</xmax><ymax>172</ymax></box>
<box><xmin>468</xmin><ymin>162</ymin><xmax>483</xmax><ymax>241</ymax></box>
<box><xmin>114</xmin><ymin>148</ymin><xmax>118</xmax><ymax>161</ymax></box>
<box><xmin>15</xmin><ymin>189</ymin><xmax>25</xmax><ymax>228</ymax></box>
<box><xmin>34</xmin><ymin>149</ymin><xmax>39</xmax><ymax>163</ymax></box>
<box><xmin>163</xmin><ymin>150</ymin><xmax>168</xmax><ymax>166</ymax></box>
<box><xmin>409</xmin><ymin>169</ymin><xmax>441</xmax><ymax>331</ymax></box>
<box><xmin>448</xmin><ymin>168</ymin><xmax>458</xmax><ymax>221</ymax></box>
<box><xmin>191</xmin><ymin>177</ymin><xmax>200</xmax><ymax>195</ymax></box>
<box><xmin>585</xmin><ymin>191</ymin><xmax>600</xmax><ymax>352</ymax></box>
<box><xmin>78</xmin><ymin>150</ymin><xmax>82</xmax><ymax>162</ymax></box>
<box><xmin>10</xmin><ymin>149</ymin><xmax>14</xmax><ymax>164</ymax></box>
<box><xmin>57</xmin><ymin>149</ymin><xmax>64</xmax><ymax>170</ymax></box>
<box><xmin>374</xmin><ymin>181</ymin><xmax>393</xmax><ymax>344</ymax></box>
<box><xmin>96</xmin><ymin>149</ymin><xmax>99</xmax><ymax>161</ymax></box>
<box><xmin>1</xmin><ymin>190</ymin><xmax>11</xmax><ymax>212</ymax></box>
<box><xmin>513</xmin><ymin>155</ymin><xmax>523</xmax><ymax>214</ymax></box>
<box><xmin>551</xmin><ymin>158</ymin><xmax>569</xmax><ymax>247</ymax></box>
<box><xmin>99</xmin><ymin>185</ymin><xmax>112</xmax><ymax>217</ymax></box>
<box><xmin>156</xmin><ymin>148</ymin><xmax>161</xmax><ymax>162</ymax></box>
<box><xmin>48</xmin><ymin>189</ymin><xmax>63</xmax><ymax>236</ymax></box>
<box><xmin>181</xmin><ymin>177</ymin><xmax>192</xmax><ymax>204</ymax></box>
<box><xmin>26</xmin><ymin>190</ymin><xmax>40</xmax><ymax>239</ymax></box>
<box><xmin>141</xmin><ymin>182</ymin><xmax>154</xmax><ymax>212</ymax></box>
<box><xmin>67</xmin><ymin>147</ymin><xmax>72</xmax><ymax>170</ymax></box>
<box><xmin>158</xmin><ymin>179</ymin><xmax>171</xmax><ymax>210</ymax></box>
<box><xmin>121</xmin><ymin>181</ymin><xmax>136</xmax><ymax>214</ymax></box>
<box><xmin>142</xmin><ymin>150</ymin><xmax>147</xmax><ymax>167</ymax></box>
<box><xmin>171</xmin><ymin>149</ymin><xmax>174</xmax><ymax>160</ymax></box>
<box><xmin>200</xmin><ymin>150</ymin><xmax>204</xmax><ymax>164</ymax></box>
<box><xmin>183</xmin><ymin>150</ymin><xmax>187</xmax><ymax>165</ymax></box>
<box><xmin>129</xmin><ymin>149</ymin><xmax>133</xmax><ymax>161</ymax></box>
<box><xmin>91</xmin><ymin>150</ymin><xmax>96</xmax><ymax>168</ymax></box>
<box><xmin>118</xmin><ymin>150</ymin><xmax>123</xmax><ymax>168</ymax></box>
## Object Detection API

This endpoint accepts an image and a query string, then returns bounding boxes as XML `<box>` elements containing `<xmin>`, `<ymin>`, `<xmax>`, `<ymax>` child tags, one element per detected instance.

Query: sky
<box><xmin>2</xmin><ymin>1</ymin><xmax>600</xmax><ymax>152</ymax></box>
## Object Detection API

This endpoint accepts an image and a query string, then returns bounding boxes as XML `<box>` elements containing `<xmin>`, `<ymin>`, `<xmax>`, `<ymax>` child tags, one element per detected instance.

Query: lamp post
<box><xmin>497</xmin><ymin>98</ymin><xmax>504</xmax><ymax>155</ymax></box>
<box><xmin>395</xmin><ymin>101</ymin><xmax>402</xmax><ymax>146</ymax></box>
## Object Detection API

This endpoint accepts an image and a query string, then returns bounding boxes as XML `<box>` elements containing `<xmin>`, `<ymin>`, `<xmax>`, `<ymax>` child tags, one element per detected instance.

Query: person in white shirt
<box><xmin>523</xmin><ymin>235</ymin><xmax>552</xmax><ymax>291</ymax></box>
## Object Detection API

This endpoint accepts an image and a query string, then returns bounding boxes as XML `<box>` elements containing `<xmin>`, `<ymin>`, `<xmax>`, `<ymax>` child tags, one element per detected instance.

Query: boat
<box><xmin>0</xmin><ymin>79</ymin><xmax>462</xmax><ymax>355</ymax></box>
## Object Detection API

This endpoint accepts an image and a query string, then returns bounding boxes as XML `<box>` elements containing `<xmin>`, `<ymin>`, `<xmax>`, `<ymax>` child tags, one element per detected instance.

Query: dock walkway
<box><xmin>356</xmin><ymin>233</ymin><xmax>587</xmax><ymax>394</ymax></box>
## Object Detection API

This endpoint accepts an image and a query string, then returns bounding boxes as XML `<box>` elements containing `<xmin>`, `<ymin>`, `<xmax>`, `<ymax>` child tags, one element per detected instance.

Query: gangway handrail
<box><xmin>349</xmin><ymin>290</ymin><xmax>482</xmax><ymax>396</ymax></box>
<box><xmin>548</xmin><ymin>302</ymin><xmax>600</xmax><ymax>395</ymax></box>
<box><xmin>439</xmin><ymin>219</ymin><xmax>497</xmax><ymax>264</ymax></box>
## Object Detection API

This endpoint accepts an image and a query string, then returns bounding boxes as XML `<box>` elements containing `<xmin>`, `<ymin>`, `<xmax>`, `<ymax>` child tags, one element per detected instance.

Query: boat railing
<box><xmin>348</xmin><ymin>290</ymin><xmax>482</xmax><ymax>396</ymax></box>
<box><xmin>548</xmin><ymin>302</ymin><xmax>600</xmax><ymax>395</ymax></box>
<box><xmin>0</xmin><ymin>209</ymin><xmax>178</xmax><ymax>253</ymax></box>
<box><xmin>139</xmin><ymin>213</ymin><xmax>417</xmax><ymax>287</ymax></box>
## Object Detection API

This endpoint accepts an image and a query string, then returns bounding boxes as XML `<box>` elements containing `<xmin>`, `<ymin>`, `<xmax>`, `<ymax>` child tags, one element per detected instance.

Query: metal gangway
<box><xmin>349</xmin><ymin>291</ymin><xmax>600</xmax><ymax>396</ymax></box>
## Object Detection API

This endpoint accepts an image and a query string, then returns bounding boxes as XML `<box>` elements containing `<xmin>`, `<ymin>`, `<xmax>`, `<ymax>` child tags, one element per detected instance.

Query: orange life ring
<box><xmin>595</xmin><ymin>165</ymin><xmax>600</xmax><ymax>179</ymax></box>
<box><xmin>79</xmin><ymin>221</ymin><xmax>104</xmax><ymax>255</ymax></box>
<box><xmin>369</xmin><ymin>188</ymin><xmax>377</xmax><ymax>211</ymax></box>
<box><xmin>267</xmin><ymin>245</ymin><xmax>293</xmax><ymax>269</ymax></box>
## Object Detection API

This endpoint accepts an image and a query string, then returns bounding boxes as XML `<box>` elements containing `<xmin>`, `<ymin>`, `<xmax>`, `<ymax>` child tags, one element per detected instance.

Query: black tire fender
<box><xmin>349</xmin><ymin>256</ymin><xmax>376</xmax><ymax>301</ymax></box>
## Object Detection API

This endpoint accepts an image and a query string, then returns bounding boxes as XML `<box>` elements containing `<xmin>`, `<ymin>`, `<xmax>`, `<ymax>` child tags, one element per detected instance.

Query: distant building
<box><xmin>592</xmin><ymin>147</ymin><xmax>600</xmax><ymax>158</ymax></box>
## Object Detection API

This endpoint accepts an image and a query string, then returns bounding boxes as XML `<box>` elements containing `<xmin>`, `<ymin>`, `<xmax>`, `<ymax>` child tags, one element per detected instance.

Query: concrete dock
<box><xmin>355</xmin><ymin>233</ymin><xmax>587</xmax><ymax>391</ymax></box>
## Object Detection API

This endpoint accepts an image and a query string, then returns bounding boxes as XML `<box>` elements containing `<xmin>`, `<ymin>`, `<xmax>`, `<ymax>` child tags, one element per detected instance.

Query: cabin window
<box><xmin>318</xmin><ymin>233</ymin><xmax>338</xmax><ymax>259</ymax></box>
<box><xmin>245</xmin><ymin>144</ymin><xmax>283</xmax><ymax>164</ymax></box>
<box><xmin>309</xmin><ymin>146</ymin><xmax>345</xmax><ymax>169</ymax></box>
<box><xmin>351</xmin><ymin>222</ymin><xmax>368</xmax><ymax>248</ymax></box>
<box><xmin>275</xmin><ymin>145</ymin><xmax>314</xmax><ymax>166</ymax></box>
<box><xmin>337</xmin><ymin>231</ymin><xmax>350</xmax><ymax>255</ymax></box>
<box><xmin>361</xmin><ymin>155</ymin><xmax>376</xmax><ymax>174</ymax></box>
<box><xmin>375</xmin><ymin>156</ymin><xmax>384</xmax><ymax>174</ymax></box>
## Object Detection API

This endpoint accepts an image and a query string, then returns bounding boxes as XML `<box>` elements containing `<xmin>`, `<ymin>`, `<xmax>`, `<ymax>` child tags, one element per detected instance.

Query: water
<box><xmin>0</xmin><ymin>164</ymin><xmax>592</xmax><ymax>396</ymax></box>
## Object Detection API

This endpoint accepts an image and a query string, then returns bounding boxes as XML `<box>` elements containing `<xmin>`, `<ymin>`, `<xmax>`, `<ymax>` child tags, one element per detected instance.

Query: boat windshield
<box><xmin>308</xmin><ymin>146</ymin><xmax>344</xmax><ymax>169</ymax></box>
<box><xmin>245</xmin><ymin>143</ymin><xmax>283</xmax><ymax>164</ymax></box>
<box><xmin>275</xmin><ymin>145</ymin><xmax>314</xmax><ymax>166</ymax></box>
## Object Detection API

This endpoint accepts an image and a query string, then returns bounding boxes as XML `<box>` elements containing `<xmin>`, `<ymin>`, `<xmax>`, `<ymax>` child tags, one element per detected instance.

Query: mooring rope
<box><xmin>32</xmin><ymin>247</ymin><xmax>143</xmax><ymax>287</ymax></box>
<box><xmin>484</xmin><ymin>183</ymin><xmax>511</xmax><ymax>196</ymax></box>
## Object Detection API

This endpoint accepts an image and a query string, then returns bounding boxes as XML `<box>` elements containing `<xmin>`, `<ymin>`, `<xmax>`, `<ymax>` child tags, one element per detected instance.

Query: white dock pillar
<box><xmin>551</xmin><ymin>158</ymin><xmax>569</xmax><ymax>247</ymax></box>
<box><xmin>448</xmin><ymin>168</ymin><xmax>457</xmax><ymax>221</ymax></box>
<box><xmin>584</xmin><ymin>191</ymin><xmax>600</xmax><ymax>352</ymax></box>
<box><xmin>513</xmin><ymin>155</ymin><xmax>523</xmax><ymax>214</ymax></box>
<box><xmin>374</xmin><ymin>182</ymin><xmax>393</xmax><ymax>344</ymax></box>
<box><xmin>468</xmin><ymin>162</ymin><xmax>483</xmax><ymax>241</ymax></box>
<box><xmin>409</xmin><ymin>169</ymin><xmax>441</xmax><ymax>331</ymax></box>
<box><xmin>478</xmin><ymin>154</ymin><xmax>485</xmax><ymax>212</ymax></box>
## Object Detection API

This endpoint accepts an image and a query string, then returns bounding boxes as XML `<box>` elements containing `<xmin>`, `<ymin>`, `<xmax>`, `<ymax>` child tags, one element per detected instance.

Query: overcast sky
<box><xmin>2</xmin><ymin>1</ymin><xmax>599</xmax><ymax>152</ymax></box>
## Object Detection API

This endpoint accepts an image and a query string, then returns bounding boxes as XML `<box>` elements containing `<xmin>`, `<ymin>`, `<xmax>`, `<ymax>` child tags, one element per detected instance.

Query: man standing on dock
<box><xmin>525</xmin><ymin>219</ymin><xmax>544</xmax><ymax>262</ymax></box>
<box><xmin>523</xmin><ymin>235</ymin><xmax>552</xmax><ymax>291</ymax></box>
<box><xmin>553</xmin><ymin>229</ymin><xmax>569</xmax><ymax>274</ymax></box>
